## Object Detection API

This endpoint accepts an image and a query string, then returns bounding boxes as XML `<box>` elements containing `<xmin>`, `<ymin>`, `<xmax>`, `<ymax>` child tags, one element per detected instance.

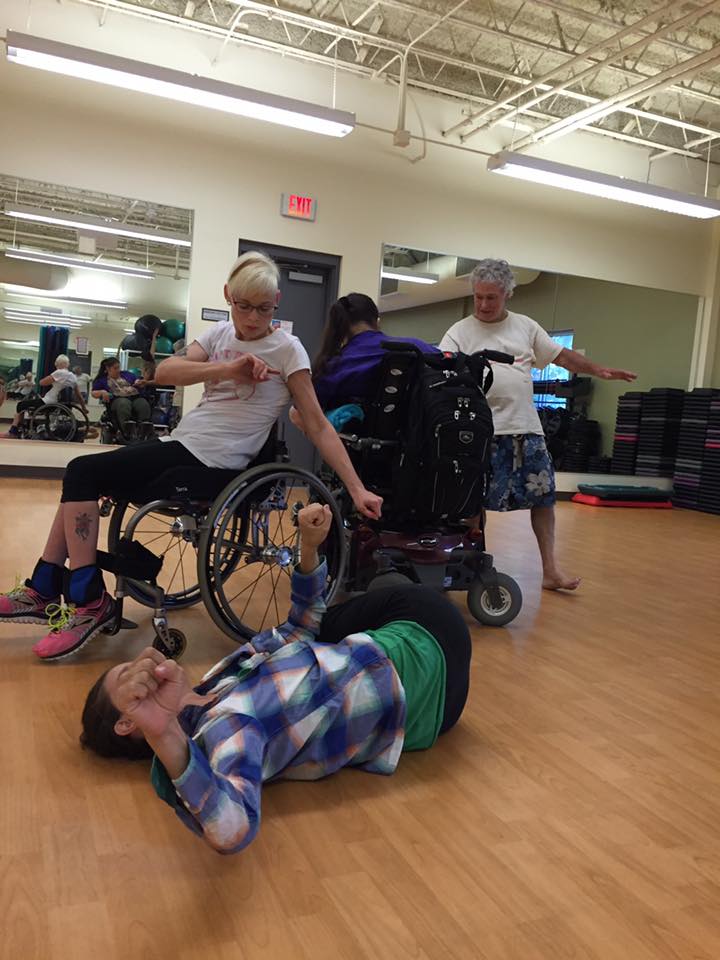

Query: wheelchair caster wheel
<box><xmin>153</xmin><ymin>628</ymin><xmax>187</xmax><ymax>659</ymax></box>
<box><xmin>467</xmin><ymin>573</ymin><xmax>522</xmax><ymax>627</ymax></box>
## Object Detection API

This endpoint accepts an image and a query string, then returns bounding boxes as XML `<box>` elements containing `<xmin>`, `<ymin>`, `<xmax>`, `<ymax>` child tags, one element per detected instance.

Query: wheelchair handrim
<box><xmin>198</xmin><ymin>466</ymin><xmax>347</xmax><ymax>643</ymax></box>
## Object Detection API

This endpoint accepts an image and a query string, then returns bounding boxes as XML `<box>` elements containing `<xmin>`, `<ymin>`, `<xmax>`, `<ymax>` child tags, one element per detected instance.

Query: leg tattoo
<box><xmin>74</xmin><ymin>511</ymin><xmax>92</xmax><ymax>541</ymax></box>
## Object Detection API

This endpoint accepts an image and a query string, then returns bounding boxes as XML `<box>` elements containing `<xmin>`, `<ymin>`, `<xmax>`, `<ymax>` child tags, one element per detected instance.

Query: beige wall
<box><xmin>383</xmin><ymin>274</ymin><xmax>698</xmax><ymax>455</ymax></box>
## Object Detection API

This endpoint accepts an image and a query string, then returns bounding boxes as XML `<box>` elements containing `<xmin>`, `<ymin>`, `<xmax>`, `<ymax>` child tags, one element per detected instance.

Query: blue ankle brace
<box><xmin>67</xmin><ymin>565</ymin><xmax>105</xmax><ymax>605</ymax></box>
<box><xmin>30</xmin><ymin>560</ymin><xmax>64</xmax><ymax>599</ymax></box>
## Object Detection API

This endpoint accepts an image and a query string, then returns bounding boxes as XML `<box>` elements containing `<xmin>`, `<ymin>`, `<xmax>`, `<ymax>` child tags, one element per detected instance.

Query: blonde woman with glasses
<box><xmin>0</xmin><ymin>251</ymin><xmax>381</xmax><ymax>662</ymax></box>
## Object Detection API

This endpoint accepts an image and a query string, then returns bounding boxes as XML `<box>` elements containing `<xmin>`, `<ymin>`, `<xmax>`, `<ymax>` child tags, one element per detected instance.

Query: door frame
<box><xmin>237</xmin><ymin>239</ymin><xmax>341</xmax><ymax>323</ymax></box>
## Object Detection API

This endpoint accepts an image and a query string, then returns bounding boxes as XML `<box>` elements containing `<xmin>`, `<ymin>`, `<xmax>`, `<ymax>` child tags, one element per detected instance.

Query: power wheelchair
<box><xmin>15</xmin><ymin>387</ymin><xmax>90</xmax><ymax>443</ymax></box>
<box><xmin>99</xmin><ymin>346</ymin><xmax>521</xmax><ymax>658</ymax></box>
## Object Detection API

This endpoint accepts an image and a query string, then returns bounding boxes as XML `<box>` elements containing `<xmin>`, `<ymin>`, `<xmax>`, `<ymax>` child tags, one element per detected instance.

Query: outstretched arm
<box><xmin>554</xmin><ymin>347</ymin><xmax>636</xmax><ymax>382</ymax></box>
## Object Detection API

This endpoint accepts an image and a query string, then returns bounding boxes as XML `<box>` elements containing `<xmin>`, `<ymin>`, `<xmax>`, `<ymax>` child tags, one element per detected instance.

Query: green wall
<box><xmin>382</xmin><ymin>273</ymin><xmax>699</xmax><ymax>457</ymax></box>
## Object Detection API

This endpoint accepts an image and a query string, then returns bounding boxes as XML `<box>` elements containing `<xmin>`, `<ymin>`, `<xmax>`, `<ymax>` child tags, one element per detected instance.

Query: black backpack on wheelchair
<box><xmin>383</xmin><ymin>344</ymin><xmax>495</xmax><ymax>522</ymax></box>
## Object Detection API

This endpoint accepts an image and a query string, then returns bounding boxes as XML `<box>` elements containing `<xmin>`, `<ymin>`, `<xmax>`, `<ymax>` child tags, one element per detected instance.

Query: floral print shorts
<box><xmin>485</xmin><ymin>434</ymin><xmax>556</xmax><ymax>511</ymax></box>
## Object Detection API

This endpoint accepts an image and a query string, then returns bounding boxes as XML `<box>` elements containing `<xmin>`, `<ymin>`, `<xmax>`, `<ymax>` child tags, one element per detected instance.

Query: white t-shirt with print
<box><xmin>439</xmin><ymin>310</ymin><xmax>562</xmax><ymax>435</ymax></box>
<box><xmin>43</xmin><ymin>368</ymin><xmax>77</xmax><ymax>404</ymax></box>
<box><xmin>165</xmin><ymin>321</ymin><xmax>310</xmax><ymax>469</ymax></box>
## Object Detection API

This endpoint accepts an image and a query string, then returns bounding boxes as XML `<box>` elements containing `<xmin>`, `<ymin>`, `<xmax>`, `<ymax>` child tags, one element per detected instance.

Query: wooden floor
<box><xmin>1</xmin><ymin>478</ymin><xmax>720</xmax><ymax>960</ymax></box>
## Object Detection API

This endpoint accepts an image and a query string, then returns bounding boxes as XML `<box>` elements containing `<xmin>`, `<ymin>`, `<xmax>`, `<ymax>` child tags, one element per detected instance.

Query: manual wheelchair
<box><xmin>16</xmin><ymin>387</ymin><xmax>90</xmax><ymax>443</ymax></box>
<box><xmin>100</xmin><ymin>346</ymin><xmax>521</xmax><ymax>658</ymax></box>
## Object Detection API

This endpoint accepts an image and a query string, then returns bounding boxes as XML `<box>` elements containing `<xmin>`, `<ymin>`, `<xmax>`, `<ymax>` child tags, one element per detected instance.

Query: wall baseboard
<box><xmin>0</xmin><ymin>465</ymin><xmax>65</xmax><ymax>480</ymax></box>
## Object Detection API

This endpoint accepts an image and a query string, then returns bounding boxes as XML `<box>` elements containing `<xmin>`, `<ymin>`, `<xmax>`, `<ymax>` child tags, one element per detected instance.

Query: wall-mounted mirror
<box><xmin>379</xmin><ymin>244</ymin><xmax>700</xmax><ymax>466</ymax></box>
<box><xmin>1</xmin><ymin>174</ymin><xmax>192</xmax><ymax>448</ymax></box>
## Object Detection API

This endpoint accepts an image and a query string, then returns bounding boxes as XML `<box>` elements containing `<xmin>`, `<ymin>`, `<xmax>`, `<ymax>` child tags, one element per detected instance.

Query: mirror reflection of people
<box><xmin>73</xmin><ymin>366</ymin><xmax>92</xmax><ymax>402</ymax></box>
<box><xmin>439</xmin><ymin>259</ymin><xmax>637</xmax><ymax>591</ymax></box>
<box><xmin>91</xmin><ymin>357</ymin><xmax>153</xmax><ymax>442</ymax></box>
<box><xmin>3</xmin><ymin>355</ymin><xmax>87</xmax><ymax>439</ymax></box>
<box><xmin>80</xmin><ymin>504</ymin><xmax>471</xmax><ymax>855</ymax></box>
<box><xmin>0</xmin><ymin>252</ymin><xmax>381</xmax><ymax>661</ymax></box>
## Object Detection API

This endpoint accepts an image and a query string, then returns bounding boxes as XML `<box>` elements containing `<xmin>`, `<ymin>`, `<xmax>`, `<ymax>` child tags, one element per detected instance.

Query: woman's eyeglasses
<box><xmin>228</xmin><ymin>299</ymin><xmax>275</xmax><ymax>319</ymax></box>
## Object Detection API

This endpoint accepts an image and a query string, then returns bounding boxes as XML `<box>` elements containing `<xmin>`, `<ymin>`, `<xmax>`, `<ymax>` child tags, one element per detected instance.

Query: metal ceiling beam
<box><xmin>457</xmin><ymin>0</ymin><xmax>720</xmax><ymax>143</ymax></box>
<box><xmin>513</xmin><ymin>40</ymin><xmax>720</xmax><ymax>148</ymax></box>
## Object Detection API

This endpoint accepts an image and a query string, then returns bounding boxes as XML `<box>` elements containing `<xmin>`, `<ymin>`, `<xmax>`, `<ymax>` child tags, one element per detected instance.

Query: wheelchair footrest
<box><xmin>97</xmin><ymin>539</ymin><xmax>163</xmax><ymax>582</ymax></box>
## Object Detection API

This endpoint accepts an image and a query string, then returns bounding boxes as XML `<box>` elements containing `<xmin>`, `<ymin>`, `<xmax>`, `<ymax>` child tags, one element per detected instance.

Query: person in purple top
<box><xmin>91</xmin><ymin>357</ymin><xmax>153</xmax><ymax>441</ymax></box>
<box><xmin>311</xmin><ymin>293</ymin><xmax>438</xmax><ymax>411</ymax></box>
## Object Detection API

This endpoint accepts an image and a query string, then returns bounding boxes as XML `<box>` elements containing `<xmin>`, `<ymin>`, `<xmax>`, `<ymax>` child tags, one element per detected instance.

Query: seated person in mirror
<box><xmin>92</xmin><ymin>357</ymin><xmax>154</xmax><ymax>441</ymax></box>
<box><xmin>3</xmin><ymin>354</ymin><xmax>86</xmax><ymax>439</ymax></box>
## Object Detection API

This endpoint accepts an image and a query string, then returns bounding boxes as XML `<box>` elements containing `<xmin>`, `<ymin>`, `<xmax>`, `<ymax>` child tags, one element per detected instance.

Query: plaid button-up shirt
<box><xmin>151</xmin><ymin>560</ymin><xmax>406</xmax><ymax>854</ymax></box>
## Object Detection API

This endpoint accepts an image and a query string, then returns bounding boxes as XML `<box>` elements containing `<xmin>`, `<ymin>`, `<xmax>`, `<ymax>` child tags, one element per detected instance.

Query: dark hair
<box><xmin>313</xmin><ymin>293</ymin><xmax>380</xmax><ymax>382</ymax></box>
<box><xmin>96</xmin><ymin>357</ymin><xmax>120</xmax><ymax>378</ymax></box>
<box><xmin>80</xmin><ymin>670</ymin><xmax>153</xmax><ymax>761</ymax></box>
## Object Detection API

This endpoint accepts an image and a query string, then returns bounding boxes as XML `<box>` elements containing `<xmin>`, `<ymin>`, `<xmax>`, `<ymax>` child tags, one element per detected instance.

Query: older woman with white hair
<box><xmin>0</xmin><ymin>251</ymin><xmax>382</xmax><ymax>661</ymax></box>
<box><xmin>440</xmin><ymin>259</ymin><xmax>636</xmax><ymax>592</ymax></box>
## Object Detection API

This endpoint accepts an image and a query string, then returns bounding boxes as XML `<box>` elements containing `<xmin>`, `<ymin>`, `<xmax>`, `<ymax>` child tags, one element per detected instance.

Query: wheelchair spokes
<box><xmin>108</xmin><ymin>500</ymin><xmax>206</xmax><ymax>609</ymax></box>
<box><xmin>199</xmin><ymin>467</ymin><xmax>346</xmax><ymax>642</ymax></box>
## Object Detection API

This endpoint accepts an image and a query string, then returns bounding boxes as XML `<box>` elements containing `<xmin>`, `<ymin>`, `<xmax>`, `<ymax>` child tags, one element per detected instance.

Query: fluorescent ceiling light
<box><xmin>0</xmin><ymin>339</ymin><xmax>40</xmax><ymax>347</ymax></box>
<box><xmin>4</xmin><ymin>316</ymin><xmax>86</xmax><ymax>329</ymax></box>
<box><xmin>5</xmin><ymin>31</ymin><xmax>355</xmax><ymax>139</ymax></box>
<box><xmin>103</xmin><ymin>347</ymin><xmax>122</xmax><ymax>354</ymax></box>
<box><xmin>3</xmin><ymin>287</ymin><xmax>128</xmax><ymax>309</ymax></box>
<box><xmin>4</xmin><ymin>306</ymin><xmax>92</xmax><ymax>322</ymax></box>
<box><xmin>381</xmin><ymin>267</ymin><xmax>439</xmax><ymax>285</ymax></box>
<box><xmin>487</xmin><ymin>150</ymin><xmax>720</xmax><ymax>219</ymax></box>
<box><xmin>3</xmin><ymin>202</ymin><xmax>191</xmax><ymax>248</ymax></box>
<box><xmin>5</xmin><ymin>247</ymin><xmax>155</xmax><ymax>279</ymax></box>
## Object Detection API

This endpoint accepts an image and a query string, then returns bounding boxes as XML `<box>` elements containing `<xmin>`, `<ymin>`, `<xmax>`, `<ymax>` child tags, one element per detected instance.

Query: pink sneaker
<box><xmin>33</xmin><ymin>592</ymin><xmax>116</xmax><ymax>661</ymax></box>
<box><xmin>0</xmin><ymin>584</ymin><xmax>59</xmax><ymax>624</ymax></box>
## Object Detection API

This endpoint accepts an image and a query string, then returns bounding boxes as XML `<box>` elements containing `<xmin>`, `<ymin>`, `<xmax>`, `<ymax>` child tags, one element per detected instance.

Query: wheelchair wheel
<box><xmin>198</xmin><ymin>465</ymin><xmax>347</xmax><ymax>642</ymax></box>
<box><xmin>71</xmin><ymin>404</ymin><xmax>90</xmax><ymax>442</ymax></box>
<box><xmin>467</xmin><ymin>572</ymin><xmax>522</xmax><ymax>627</ymax></box>
<box><xmin>30</xmin><ymin>403</ymin><xmax>77</xmax><ymax>442</ymax></box>
<box><xmin>108</xmin><ymin>500</ymin><xmax>206</xmax><ymax>608</ymax></box>
<box><xmin>153</xmin><ymin>628</ymin><xmax>187</xmax><ymax>660</ymax></box>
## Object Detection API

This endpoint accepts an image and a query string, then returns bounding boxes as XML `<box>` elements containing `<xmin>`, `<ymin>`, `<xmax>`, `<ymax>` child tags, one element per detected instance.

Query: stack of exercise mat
<box><xmin>698</xmin><ymin>392</ymin><xmax>720</xmax><ymax>515</ymax></box>
<box><xmin>611</xmin><ymin>391</ymin><xmax>643</xmax><ymax>474</ymax></box>
<box><xmin>672</xmin><ymin>389</ymin><xmax>719</xmax><ymax>510</ymax></box>
<box><xmin>634</xmin><ymin>388</ymin><xmax>685</xmax><ymax>477</ymax></box>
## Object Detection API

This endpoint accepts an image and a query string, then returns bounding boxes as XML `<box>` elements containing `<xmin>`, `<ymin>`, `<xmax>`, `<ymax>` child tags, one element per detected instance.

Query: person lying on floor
<box><xmin>80</xmin><ymin>504</ymin><xmax>471</xmax><ymax>855</ymax></box>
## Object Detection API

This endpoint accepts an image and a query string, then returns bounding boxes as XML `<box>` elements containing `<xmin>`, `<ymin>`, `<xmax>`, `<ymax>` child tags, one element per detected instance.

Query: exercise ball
<box><xmin>120</xmin><ymin>333</ymin><xmax>142</xmax><ymax>352</ymax></box>
<box><xmin>161</xmin><ymin>319</ymin><xmax>185</xmax><ymax>342</ymax></box>
<box><xmin>135</xmin><ymin>314</ymin><xmax>162</xmax><ymax>340</ymax></box>
<box><xmin>155</xmin><ymin>336</ymin><xmax>173</xmax><ymax>355</ymax></box>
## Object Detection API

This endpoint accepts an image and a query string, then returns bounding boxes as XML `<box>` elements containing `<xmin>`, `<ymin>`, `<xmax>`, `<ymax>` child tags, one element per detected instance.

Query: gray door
<box><xmin>238</xmin><ymin>241</ymin><xmax>341</xmax><ymax>471</ymax></box>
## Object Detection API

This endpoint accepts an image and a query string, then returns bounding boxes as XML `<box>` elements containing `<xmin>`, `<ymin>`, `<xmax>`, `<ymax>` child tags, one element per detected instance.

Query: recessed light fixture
<box><xmin>2</xmin><ymin>286</ymin><xmax>128</xmax><ymax>309</ymax></box>
<box><xmin>487</xmin><ymin>150</ymin><xmax>720</xmax><ymax>219</ymax></box>
<box><xmin>380</xmin><ymin>267</ymin><xmax>439</xmax><ymax>285</ymax></box>
<box><xmin>5</xmin><ymin>31</ymin><xmax>355</xmax><ymax>139</ymax></box>
<box><xmin>4</xmin><ymin>247</ymin><xmax>156</xmax><ymax>279</ymax></box>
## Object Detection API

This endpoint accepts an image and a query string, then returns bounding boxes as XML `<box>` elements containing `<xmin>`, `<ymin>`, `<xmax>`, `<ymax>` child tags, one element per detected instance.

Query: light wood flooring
<box><xmin>1</xmin><ymin>478</ymin><xmax>719</xmax><ymax>960</ymax></box>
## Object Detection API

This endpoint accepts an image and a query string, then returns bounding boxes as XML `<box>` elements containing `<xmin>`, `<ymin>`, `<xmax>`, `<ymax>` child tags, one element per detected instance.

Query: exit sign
<box><xmin>281</xmin><ymin>193</ymin><xmax>317</xmax><ymax>222</ymax></box>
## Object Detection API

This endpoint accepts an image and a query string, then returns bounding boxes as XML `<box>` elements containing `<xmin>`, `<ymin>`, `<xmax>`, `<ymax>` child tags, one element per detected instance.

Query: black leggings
<box><xmin>318</xmin><ymin>584</ymin><xmax>471</xmax><ymax>734</ymax></box>
<box><xmin>61</xmin><ymin>440</ymin><xmax>239</xmax><ymax>503</ymax></box>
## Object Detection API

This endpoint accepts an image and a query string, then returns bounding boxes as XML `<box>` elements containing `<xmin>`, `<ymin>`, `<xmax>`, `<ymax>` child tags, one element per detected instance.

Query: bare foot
<box><xmin>542</xmin><ymin>573</ymin><xmax>581</xmax><ymax>591</ymax></box>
